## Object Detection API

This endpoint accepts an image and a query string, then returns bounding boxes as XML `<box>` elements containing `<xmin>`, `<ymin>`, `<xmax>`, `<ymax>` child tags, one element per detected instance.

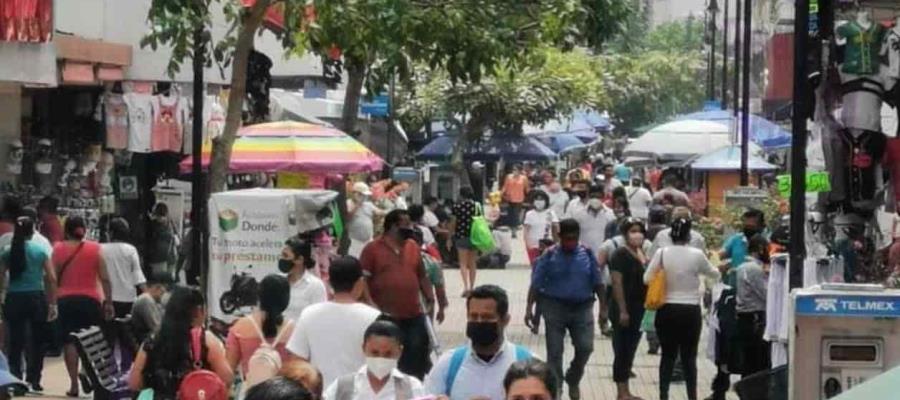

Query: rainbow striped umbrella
<box><xmin>179</xmin><ymin>121</ymin><xmax>383</xmax><ymax>174</ymax></box>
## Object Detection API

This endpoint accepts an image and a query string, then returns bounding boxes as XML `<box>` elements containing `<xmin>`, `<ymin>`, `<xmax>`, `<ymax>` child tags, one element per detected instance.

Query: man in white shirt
<box><xmin>625</xmin><ymin>179</ymin><xmax>653</xmax><ymax>220</ymax></box>
<box><xmin>287</xmin><ymin>256</ymin><xmax>381</xmax><ymax>387</ymax></box>
<box><xmin>601</xmin><ymin>164</ymin><xmax>623</xmax><ymax>196</ymax></box>
<box><xmin>281</xmin><ymin>238</ymin><xmax>328</xmax><ymax>321</ymax></box>
<box><xmin>422</xmin><ymin>197</ymin><xmax>441</xmax><ymax>229</ymax></box>
<box><xmin>564</xmin><ymin>180</ymin><xmax>590</xmax><ymax>219</ymax></box>
<box><xmin>425</xmin><ymin>285</ymin><xmax>532</xmax><ymax>400</ymax></box>
<box><xmin>569</xmin><ymin>185</ymin><xmax>616</xmax><ymax>258</ymax></box>
<box><xmin>101</xmin><ymin>218</ymin><xmax>147</xmax><ymax>317</ymax></box>
<box><xmin>324</xmin><ymin>320</ymin><xmax>425</xmax><ymax>400</ymax></box>
<box><xmin>346</xmin><ymin>182</ymin><xmax>386</xmax><ymax>258</ymax></box>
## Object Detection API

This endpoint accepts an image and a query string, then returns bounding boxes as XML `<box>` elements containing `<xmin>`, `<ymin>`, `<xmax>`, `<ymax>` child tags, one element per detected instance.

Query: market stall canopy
<box><xmin>830</xmin><ymin>365</ymin><xmax>900</xmax><ymax>400</ymax></box>
<box><xmin>623</xmin><ymin>120</ymin><xmax>736</xmax><ymax>161</ymax></box>
<box><xmin>179</xmin><ymin>121</ymin><xmax>383</xmax><ymax>174</ymax></box>
<box><xmin>675</xmin><ymin>109</ymin><xmax>791</xmax><ymax>150</ymax></box>
<box><xmin>417</xmin><ymin>134</ymin><xmax>557</xmax><ymax>162</ymax></box>
<box><xmin>690</xmin><ymin>145</ymin><xmax>776</xmax><ymax>171</ymax></box>
<box><xmin>535</xmin><ymin>133</ymin><xmax>588</xmax><ymax>154</ymax></box>
<box><xmin>523</xmin><ymin>110</ymin><xmax>611</xmax><ymax>143</ymax></box>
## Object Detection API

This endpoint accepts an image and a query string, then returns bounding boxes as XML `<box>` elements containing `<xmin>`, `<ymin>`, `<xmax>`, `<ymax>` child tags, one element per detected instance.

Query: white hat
<box><xmin>352</xmin><ymin>182</ymin><xmax>372</xmax><ymax>196</ymax></box>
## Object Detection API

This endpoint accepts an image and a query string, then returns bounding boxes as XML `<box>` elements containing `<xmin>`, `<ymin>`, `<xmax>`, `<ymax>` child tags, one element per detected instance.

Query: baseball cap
<box><xmin>352</xmin><ymin>182</ymin><xmax>372</xmax><ymax>196</ymax></box>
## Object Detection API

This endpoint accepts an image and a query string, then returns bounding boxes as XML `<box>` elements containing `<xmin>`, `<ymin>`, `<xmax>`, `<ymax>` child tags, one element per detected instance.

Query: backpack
<box><xmin>334</xmin><ymin>373</ymin><xmax>414</xmax><ymax>400</ymax></box>
<box><xmin>177</xmin><ymin>328</ymin><xmax>228</xmax><ymax>400</ymax></box>
<box><xmin>444</xmin><ymin>345</ymin><xmax>530</xmax><ymax>396</ymax></box>
<box><xmin>242</xmin><ymin>317</ymin><xmax>292</xmax><ymax>390</ymax></box>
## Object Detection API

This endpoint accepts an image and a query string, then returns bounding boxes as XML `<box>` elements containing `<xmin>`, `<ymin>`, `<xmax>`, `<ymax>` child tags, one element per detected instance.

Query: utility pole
<box><xmin>190</xmin><ymin>19</ymin><xmax>206</xmax><ymax>288</ymax></box>
<box><xmin>790</xmin><ymin>0</ymin><xmax>810</xmax><ymax>294</ymax></box>
<box><xmin>739</xmin><ymin>0</ymin><xmax>751</xmax><ymax>185</ymax></box>
<box><xmin>733</xmin><ymin>0</ymin><xmax>742</xmax><ymax>115</ymax></box>
<box><xmin>721</xmin><ymin>0</ymin><xmax>729</xmax><ymax>109</ymax></box>
<box><xmin>707</xmin><ymin>0</ymin><xmax>719</xmax><ymax>100</ymax></box>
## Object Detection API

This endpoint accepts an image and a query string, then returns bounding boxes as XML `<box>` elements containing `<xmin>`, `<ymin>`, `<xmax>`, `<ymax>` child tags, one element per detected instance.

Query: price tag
<box><xmin>776</xmin><ymin>172</ymin><xmax>831</xmax><ymax>197</ymax></box>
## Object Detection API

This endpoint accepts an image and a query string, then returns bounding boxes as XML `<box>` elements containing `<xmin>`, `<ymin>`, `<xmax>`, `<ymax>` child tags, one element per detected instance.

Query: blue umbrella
<box><xmin>690</xmin><ymin>145</ymin><xmax>777</xmax><ymax>171</ymax></box>
<box><xmin>524</xmin><ymin>110</ymin><xmax>610</xmax><ymax>143</ymax></box>
<box><xmin>675</xmin><ymin>110</ymin><xmax>791</xmax><ymax>149</ymax></box>
<box><xmin>417</xmin><ymin>135</ymin><xmax>557</xmax><ymax>162</ymax></box>
<box><xmin>535</xmin><ymin>133</ymin><xmax>588</xmax><ymax>153</ymax></box>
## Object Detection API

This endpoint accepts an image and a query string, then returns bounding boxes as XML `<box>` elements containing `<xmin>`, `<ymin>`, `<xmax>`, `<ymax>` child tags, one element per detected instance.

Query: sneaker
<box><xmin>28</xmin><ymin>382</ymin><xmax>43</xmax><ymax>393</ymax></box>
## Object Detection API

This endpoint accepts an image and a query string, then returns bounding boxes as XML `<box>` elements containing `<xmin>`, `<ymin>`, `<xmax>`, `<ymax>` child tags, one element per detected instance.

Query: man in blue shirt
<box><xmin>526</xmin><ymin>219</ymin><xmax>604</xmax><ymax>400</ymax></box>
<box><xmin>718</xmin><ymin>208</ymin><xmax>765</xmax><ymax>287</ymax></box>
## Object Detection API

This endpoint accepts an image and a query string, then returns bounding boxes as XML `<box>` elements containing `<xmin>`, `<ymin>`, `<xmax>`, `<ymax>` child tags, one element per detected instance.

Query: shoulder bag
<box><xmin>644</xmin><ymin>249</ymin><xmax>667</xmax><ymax>310</ymax></box>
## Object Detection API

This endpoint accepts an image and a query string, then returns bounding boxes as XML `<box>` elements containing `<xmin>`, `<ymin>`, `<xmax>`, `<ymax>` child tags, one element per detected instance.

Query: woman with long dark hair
<box><xmin>451</xmin><ymin>186</ymin><xmax>479</xmax><ymax>296</ymax></box>
<box><xmin>643</xmin><ymin>218</ymin><xmax>720</xmax><ymax>400</ymax></box>
<box><xmin>0</xmin><ymin>217</ymin><xmax>57</xmax><ymax>392</ymax></box>
<box><xmin>226</xmin><ymin>275</ymin><xmax>294</xmax><ymax>385</ymax></box>
<box><xmin>53</xmin><ymin>216</ymin><xmax>113</xmax><ymax>397</ymax></box>
<box><xmin>129</xmin><ymin>286</ymin><xmax>233</xmax><ymax>398</ymax></box>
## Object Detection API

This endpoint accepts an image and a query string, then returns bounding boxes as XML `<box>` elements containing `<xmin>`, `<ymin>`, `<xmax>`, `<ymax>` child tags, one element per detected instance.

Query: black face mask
<box><xmin>743</xmin><ymin>227</ymin><xmax>760</xmax><ymax>238</ymax></box>
<box><xmin>466</xmin><ymin>321</ymin><xmax>500</xmax><ymax>347</ymax></box>
<box><xmin>400</xmin><ymin>228</ymin><xmax>417</xmax><ymax>241</ymax></box>
<box><xmin>576</xmin><ymin>191</ymin><xmax>588</xmax><ymax>199</ymax></box>
<box><xmin>278</xmin><ymin>259</ymin><xmax>294</xmax><ymax>274</ymax></box>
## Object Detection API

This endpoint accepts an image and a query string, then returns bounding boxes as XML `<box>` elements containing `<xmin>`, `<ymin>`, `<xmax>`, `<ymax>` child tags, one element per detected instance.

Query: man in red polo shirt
<box><xmin>359</xmin><ymin>209</ymin><xmax>436</xmax><ymax>379</ymax></box>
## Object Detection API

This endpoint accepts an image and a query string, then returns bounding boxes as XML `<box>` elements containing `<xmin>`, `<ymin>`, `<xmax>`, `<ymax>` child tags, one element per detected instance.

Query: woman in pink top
<box><xmin>52</xmin><ymin>216</ymin><xmax>113</xmax><ymax>397</ymax></box>
<box><xmin>226</xmin><ymin>275</ymin><xmax>295</xmax><ymax>383</ymax></box>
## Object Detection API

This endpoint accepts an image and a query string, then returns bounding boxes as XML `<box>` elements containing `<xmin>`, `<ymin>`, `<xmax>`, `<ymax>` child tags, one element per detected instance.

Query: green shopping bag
<box><xmin>469</xmin><ymin>203</ymin><xmax>495</xmax><ymax>252</ymax></box>
<box><xmin>640</xmin><ymin>309</ymin><xmax>656</xmax><ymax>333</ymax></box>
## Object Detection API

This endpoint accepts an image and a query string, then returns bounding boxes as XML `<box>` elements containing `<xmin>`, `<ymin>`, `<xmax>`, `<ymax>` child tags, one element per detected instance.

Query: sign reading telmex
<box><xmin>796</xmin><ymin>295</ymin><xmax>900</xmax><ymax>318</ymax></box>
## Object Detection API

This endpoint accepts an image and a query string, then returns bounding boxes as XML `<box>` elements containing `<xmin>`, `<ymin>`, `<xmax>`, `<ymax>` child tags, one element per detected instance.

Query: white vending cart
<box><xmin>789</xmin><ymin>284</ymin><xmax>900</xmax><ymax>400</ymax></box>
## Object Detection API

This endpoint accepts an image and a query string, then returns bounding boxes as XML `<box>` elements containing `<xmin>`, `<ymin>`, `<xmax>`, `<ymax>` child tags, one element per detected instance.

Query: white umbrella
<box><xmin>624</xmin><ymin>120</ymin><xmax>748</xmax><ymax>161</ymax></box>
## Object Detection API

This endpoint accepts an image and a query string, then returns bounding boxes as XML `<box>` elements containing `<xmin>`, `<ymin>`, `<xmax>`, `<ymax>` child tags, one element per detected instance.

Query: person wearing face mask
<box><xmin>608</xmin><ymin>219</ymin><xmax>649</xmax><ymax>400</ymax></box>
<box><xmin>286</xmin><ymin>256</ymin><xmax>381</xmax><ymax>387</ymax></box>
<box><xmin>426</xmin><ymin>285</ymin><xmax>532</xmax><ymax>400</ymax></box>
<box><xmin>325</xmin><ymin>320</ymin><xmax>425</xmax><ymax>400</ymax></box>
<box><xmin>718</xmin><ymin>209</ymin><xmax>766</xmax><ymax>287</ymax></box>
<box><xmin>564</xmin><ymin>181</ymin><xmax>590</xmax><ymax>218</ymax></box>
<box><xmin>540</xmin><ymin>175</ymin><xmax>570</xmax><ymax>219</ymax></box>
<box><xmin>525</xmin><ymin>220</ymin><xmax>603</xmax><ymax>400</ymax></box>
<box><xmin>523</xmin><ymin>191</ymin><xmax>559</xmax><ymax>266</ymax></box>
<box><xmin>281</xmin><ymin>237</ymin><xmax>327</xmax><ymax>322</ymax></box>
<box><xmin>360</xmin><ymin>210</ymin><xmax>436</xmax><ymax>379</ymax></box>
<box><xmin>568</xmin><ymin>185</ymin><xmax>616</xmax><ymax>262</ymax></box>
<box><xmin>734</xmin><ymin>235</ymin><xmax>770</xmax><ymax>377</ymax></box>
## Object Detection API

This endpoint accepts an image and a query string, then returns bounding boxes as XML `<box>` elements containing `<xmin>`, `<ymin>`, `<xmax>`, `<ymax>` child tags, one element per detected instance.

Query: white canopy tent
<box><xmin>623</xmin><ymin>120</ymin><xmax>760</xmax><ymax>162</ymax></box>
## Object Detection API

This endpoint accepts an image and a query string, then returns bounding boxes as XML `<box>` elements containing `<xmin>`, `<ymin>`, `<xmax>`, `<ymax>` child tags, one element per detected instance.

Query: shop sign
<box><xmin>796</xmin><ymin>295</ymin><xmax>900</xmax><ymax>318</ymax></box>
<box><xmin>207</xmin><ymin>192</ymin><xmax>296</xmax><ymax>322</ymax></box>
<box><xmin>277</xmin><ymin>171</ymin><xmax>310</xmax><ymax>189</ymax></box>
<box><xmin>361</xmin><ymin>95</ymin><xmax>390</xmax><ymax>117</ymax></box>
<box><xmin>776</xmin><ymin>171</ymin><xmax>830</xmax><ymax>197</ymax></box>
<box><xmin>119</xmin><ymin>176</ymin><xmax>138</xmax><ymax>200</ymax></box>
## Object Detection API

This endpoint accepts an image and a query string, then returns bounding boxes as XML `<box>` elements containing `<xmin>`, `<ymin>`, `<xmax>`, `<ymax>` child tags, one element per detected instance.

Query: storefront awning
<box><xmin>0</xmin><ymin>42</ymin><xmax>57</xmax><ymax>86</ymax></box>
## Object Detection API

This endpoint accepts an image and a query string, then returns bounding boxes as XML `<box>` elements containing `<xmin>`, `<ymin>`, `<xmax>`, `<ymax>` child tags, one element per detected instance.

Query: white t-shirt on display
<box><xmin>523</xmin><ymin>209</ymin><xmax>558</xmax><ymax>248</ymax></box>
<box><xmin>644</xmin><ymin>245</ymin><xmax>720</xmax><ymax>305</ymax></box>
<box><xmin>101</xmin><ymin>242</ymin><xmax>146</xmax><ymax>303</ymax></box>
<box><xmin>124</xmin><ymin>93</ymin><xmax>154</xmax><ymax>153</ymax></box>
<box><xmin>286</xmin><ymin>302</ymin><xmax>381</xmax><ymax>386</ymax></box>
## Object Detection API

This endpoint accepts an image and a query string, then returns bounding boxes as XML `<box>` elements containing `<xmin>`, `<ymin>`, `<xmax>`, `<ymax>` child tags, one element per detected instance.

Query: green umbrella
<box><xmin>831</xmin><ymin>365</ymin><xmax>900</xmax><ymax>400</ymax></box>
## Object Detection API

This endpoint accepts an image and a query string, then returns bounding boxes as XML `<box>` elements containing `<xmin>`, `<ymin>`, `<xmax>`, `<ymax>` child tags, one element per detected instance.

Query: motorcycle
<box><xmin>219</xmin><ymin>265</ymin><xmax>259</xmax><ymax>315</ymax></box>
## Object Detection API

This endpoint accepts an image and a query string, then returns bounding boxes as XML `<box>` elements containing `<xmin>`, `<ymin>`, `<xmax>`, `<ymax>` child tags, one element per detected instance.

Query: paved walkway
<box><xmin>27</xmin><ymin>237</ymin><xmax>738</xmax><ymax>400</ymax></box>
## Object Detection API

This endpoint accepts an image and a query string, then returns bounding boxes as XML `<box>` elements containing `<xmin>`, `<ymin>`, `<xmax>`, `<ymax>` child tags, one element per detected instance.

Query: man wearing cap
<box><xmin>347</xmin><ymin>182</ymin><xmax>386</xmax><ymax>258</ymax></box>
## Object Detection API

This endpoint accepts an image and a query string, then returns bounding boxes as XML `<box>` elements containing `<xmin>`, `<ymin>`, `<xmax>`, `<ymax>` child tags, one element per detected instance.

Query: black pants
<box><xmin>4</xmin><ymin>291</ymin><xmax>49</xmax><ymax>385</ymax></box>
<box><xmin>656</xmin><ymin>304</ymin><xmax>702</xmax><ymax>400</ymax></box>
<box><xmin>737</xmin><ymin>311</ymin><xmax>770</xmax><ymax>377</ymax></box>
<box><xmin>395</xmin><ymin>315</ymin><xmax>432</xmax><ymax>380</ymax></box>
<box><xmin>612</xmin><ymin>326</ymin><xmax>642</xmax><ymax>383</ymax></box>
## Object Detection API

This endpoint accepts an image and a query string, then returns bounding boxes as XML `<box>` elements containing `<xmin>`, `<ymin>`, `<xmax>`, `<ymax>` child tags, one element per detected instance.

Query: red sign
<box><xmin>0</xmin><ymin>0</ymin><xmax>52</xmax><ymax>42</ymax></box>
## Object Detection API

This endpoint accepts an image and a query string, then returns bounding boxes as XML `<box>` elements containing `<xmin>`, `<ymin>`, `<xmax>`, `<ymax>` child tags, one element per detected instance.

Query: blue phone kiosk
<box><xmin>789</xmin><ymin>284</ymin><xmax>900</xmax><ymax>400</ymax></box>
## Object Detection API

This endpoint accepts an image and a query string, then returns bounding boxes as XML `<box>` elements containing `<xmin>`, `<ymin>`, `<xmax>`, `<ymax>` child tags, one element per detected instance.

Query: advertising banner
<box><xmin>208</xmin><ymin>191</ymin><xmax>297</xmax><ymax>322</ymax></box>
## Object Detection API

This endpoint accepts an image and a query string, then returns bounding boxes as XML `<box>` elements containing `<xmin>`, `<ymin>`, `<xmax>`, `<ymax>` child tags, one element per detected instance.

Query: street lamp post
<box><xmin>721</xmin><ymin>0</ymin><xmax>729</xmax><ymax>109</ymax></box>
<box><xmin>707</xmin><ymin>0</ymin><xmax>720</xmax><ymax>101</ymax></box>
<box><xmin>739</xmin><ymin>0</ymin><xmax>751</xmax><ymax>185</ymax></box>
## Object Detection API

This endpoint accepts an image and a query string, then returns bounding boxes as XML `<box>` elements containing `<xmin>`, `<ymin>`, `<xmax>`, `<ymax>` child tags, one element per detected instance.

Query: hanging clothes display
<box><xmin>839</xmin><ymin>78</ymin><xmax>885</xmax><ymax>132</ymax></box>
<box><xmin>826</xmin><ymin>128</ymin><xmax>886</xmax><ymax>212</ymax></box>
<box><xmin>765</xmin><ymin>254</ymin><xmax>791</xmax><ymax>368</ymax></box>
<box><xmin>836</xmin><ymin>19</ymin><xmax>885</xmax><ymax>76</ymax></box>
<box><xmin>882</xmin><ymin>24</ymin><xmax>900</xmax><ymax>81</ymax></box>
<box><xmin>101</xmin><ymin>93</ymin><xmax>129</xmax><ymax>150</ymax></box>
<box><xmin>123</xmin><ymin>92</ymin><xmax>154</xmax><ymax>153</ymax></box>
<box><xmin>151</xmin><ymin>93</ymin><xmax>184</xmax><ymax>153</ymax></box>
<box><xmin>0</xmin><ymin>0</ymin><xmax>52</xmax><ymax>42</ymax></box>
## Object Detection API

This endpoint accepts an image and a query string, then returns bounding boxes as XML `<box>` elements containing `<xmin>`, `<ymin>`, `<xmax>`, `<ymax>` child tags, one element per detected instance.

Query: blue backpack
<box><xmin>444</xmin><ymin>345</ymin><xmax>531</xmax><ymax>396</ymax></box>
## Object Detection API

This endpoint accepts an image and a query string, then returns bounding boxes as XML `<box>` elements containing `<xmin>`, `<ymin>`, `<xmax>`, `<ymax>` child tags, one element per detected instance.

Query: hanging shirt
<box><xmin>152</xmin><ymin>94</ymin><xmax>183</xmax><ymax>152</ymax></box>
<box><xmin>836</xmin><ymin>21</ymin><xmax>885</xmax><ymax>76</ymax></box>
<box><xmin>881</xmin><ymin>28</ymin><xmax>900</xmax><ymax>80</ymax></box>
<box><xmin>124</xmin><ymin>93</ymin><xmax>154</xmax><ymax>153</ymax></box>
<box><xmin>206</xmin><ymin>96</ymin><xmax>226</xmax><ymax>139</ymax></box>
<box><xmin>103</xmin><ymin>94</ymin><xmax>129</xmax><ymax>150</ymax></box>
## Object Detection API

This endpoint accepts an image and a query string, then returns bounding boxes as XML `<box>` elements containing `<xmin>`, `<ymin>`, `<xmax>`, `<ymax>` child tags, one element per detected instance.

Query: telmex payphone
<box><xmin>789</xmin><ymin>284</ymin><xmax>900</xmax><ymax>400</ymax></box>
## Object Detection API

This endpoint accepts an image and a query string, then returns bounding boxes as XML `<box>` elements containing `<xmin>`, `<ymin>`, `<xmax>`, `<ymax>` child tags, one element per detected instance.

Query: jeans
<box><xmin>656</xmin><ymin>304</ymin><xmax>702</xmax><ymax>400</ymax></box>
<box><xmin>395</xmin><ymin>315</ymin><xmax>432</xmax><ymax>380</ymax></box>
<box><xmin>4</xmin><ymin>291</ymin><xmax>49</xmax><ymax>385</ymax></box>
<box><xmin>612</xmin><ymin>326</ymin><xmax>642</xmax><ymax>383</ymax></box>
<box><xmin>542</xmin><ymin>297</ymin><xmax>595</xmax><ymax>389</ymax></box>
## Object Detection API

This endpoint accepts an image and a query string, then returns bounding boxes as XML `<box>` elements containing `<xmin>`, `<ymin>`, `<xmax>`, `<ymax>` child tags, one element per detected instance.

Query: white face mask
<box><xmin>533</xmin><ymin>200</ymin><xmax>547</xmax><ymax>210</ymax></box>
<box><xmin>366</xmin><ymin>357</ymin><xmax>397</xmax><ymax>379</ymax></box>
<box><xmin>588</xmin><ymin>199</ymin><xmax>603</xmax><ymax>210</ymax></box>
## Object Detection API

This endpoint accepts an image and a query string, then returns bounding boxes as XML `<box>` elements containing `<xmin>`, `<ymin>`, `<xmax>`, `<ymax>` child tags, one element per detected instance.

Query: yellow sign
<box><xmin>277</xmin><ymin>172</ymin><xmax>310</xmax><ymax>189</ymax></box>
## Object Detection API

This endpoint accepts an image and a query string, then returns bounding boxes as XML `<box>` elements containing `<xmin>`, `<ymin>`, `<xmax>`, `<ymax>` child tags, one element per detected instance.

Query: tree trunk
<box><xmin>340</xmin><ymin>58</ymin><xmax>366</xmax><ymax>135</ymax></box>
<box><xmin>208</xmin><ymin>0</ymin><xmax>271</xmax><ymax>193</ymax></box>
